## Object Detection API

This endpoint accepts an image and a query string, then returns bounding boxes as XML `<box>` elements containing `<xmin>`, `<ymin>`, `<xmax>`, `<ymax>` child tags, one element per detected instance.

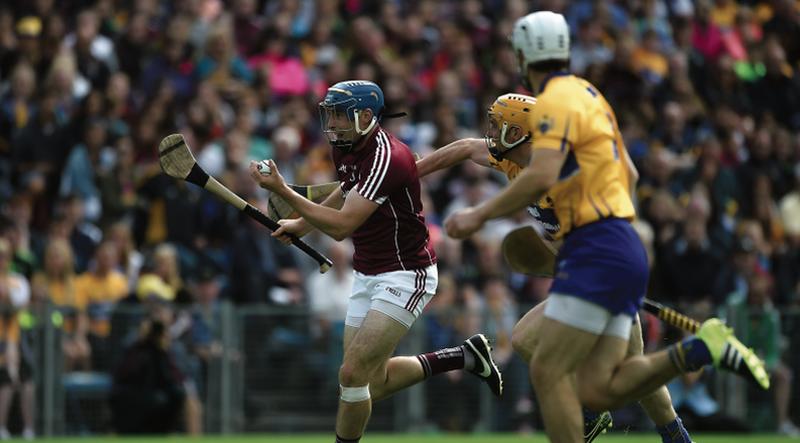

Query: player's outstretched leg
<box><xmin>577</xmin><ymin>318</ymin><xmax>770</xmax><ymax>415</ymax></box>
<box><xmin>365</xmin><ymin>333</ymin><xmax>503</xmax><ymax>402</ymax></box>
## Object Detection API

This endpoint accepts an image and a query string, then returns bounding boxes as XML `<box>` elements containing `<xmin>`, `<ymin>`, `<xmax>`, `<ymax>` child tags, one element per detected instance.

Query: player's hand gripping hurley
<box><xmin>157</xmin><ymin>133</ymin><xmax>333</xmax><ymax>273</ymax></box>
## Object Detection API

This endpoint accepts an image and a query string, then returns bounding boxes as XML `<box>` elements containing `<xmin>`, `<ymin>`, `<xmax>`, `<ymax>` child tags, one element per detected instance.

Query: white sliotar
<box><xmin>257</xmin><ymin>160</ymin><xmax>272</xmax><ymax>176</ymax></box>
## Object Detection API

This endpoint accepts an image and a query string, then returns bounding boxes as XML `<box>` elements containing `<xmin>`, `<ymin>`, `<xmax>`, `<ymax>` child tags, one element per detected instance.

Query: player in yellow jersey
<box><xmin>418</xmin><ymin>93</ymin><xmax>695</xmax><ymax>442</ymax></box>
<box><xmin>445</xmin><ymin>11</ymin><xmax>769</xmax><ymax>443</ymax></box>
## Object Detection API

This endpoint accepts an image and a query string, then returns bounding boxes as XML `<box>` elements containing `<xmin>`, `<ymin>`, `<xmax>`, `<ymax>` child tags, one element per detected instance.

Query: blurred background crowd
<box><xmin>0</xmin><ymin>0</ymin><xmax>799</xmax><ymax>438</ymax></box>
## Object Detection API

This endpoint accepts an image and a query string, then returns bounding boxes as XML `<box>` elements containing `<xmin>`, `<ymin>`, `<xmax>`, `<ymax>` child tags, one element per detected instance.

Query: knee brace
<box><xmin>339</xmin><ymin>384</ymin><xmax>370</xmax><ymax>403</ymax></box>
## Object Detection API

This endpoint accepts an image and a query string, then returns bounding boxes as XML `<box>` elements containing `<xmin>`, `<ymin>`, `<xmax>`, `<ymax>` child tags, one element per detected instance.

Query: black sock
<box><xmin>335</xmin><ymin>434</ymin><xmax>361</xmax><ymax>443</ymax></box>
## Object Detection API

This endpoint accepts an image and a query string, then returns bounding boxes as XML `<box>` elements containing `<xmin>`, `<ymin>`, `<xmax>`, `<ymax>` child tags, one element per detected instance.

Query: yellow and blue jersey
<box><xmin>531</xmin><ymin>72</ymin><xmax>647</xmax><ymax>317</ymax></box>
<box><xmin>528</xmin><ymin>73</ymin><xmax>635</xmax><ymax>239</ymax></box>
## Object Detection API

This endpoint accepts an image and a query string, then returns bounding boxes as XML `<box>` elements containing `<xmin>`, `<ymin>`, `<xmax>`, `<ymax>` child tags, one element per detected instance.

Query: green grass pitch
<box><xmin>32</xmin><ymin>434</ymin><xmax>796</xmax><ymax>443</ymax></box>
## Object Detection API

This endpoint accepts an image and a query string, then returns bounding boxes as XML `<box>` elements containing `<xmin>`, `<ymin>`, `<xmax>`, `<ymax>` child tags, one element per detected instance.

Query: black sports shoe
<box><xmin>584</xmin><ymin>411</ymin><xmax>612</xmax><ymax>443</ymax></box>
<box><xmin>464</xmin><ymin>334</ymin><xmax>503</xmax><ymax>397</ymax></box>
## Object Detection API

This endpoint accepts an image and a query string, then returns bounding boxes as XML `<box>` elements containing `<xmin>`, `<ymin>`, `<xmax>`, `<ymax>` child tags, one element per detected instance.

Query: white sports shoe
<box><xmin>779</xmin><ymin>420</ymin><xmax>800</xmax><ymax>437</ymax></box>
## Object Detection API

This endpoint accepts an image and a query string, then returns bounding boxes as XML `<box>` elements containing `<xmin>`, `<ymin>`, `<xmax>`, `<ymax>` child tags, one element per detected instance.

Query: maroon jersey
<box><xmin>332</xmin><ymin>127</ymin><xmax>437</xmax><ymax>275</ymax></box>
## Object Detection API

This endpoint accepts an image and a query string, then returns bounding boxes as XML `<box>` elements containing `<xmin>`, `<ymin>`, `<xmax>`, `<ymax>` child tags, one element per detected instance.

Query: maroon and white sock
<box><xmin>416</xmin><ymin>345</ymin><xmax>470</xmax><ymax>378</ymax></box>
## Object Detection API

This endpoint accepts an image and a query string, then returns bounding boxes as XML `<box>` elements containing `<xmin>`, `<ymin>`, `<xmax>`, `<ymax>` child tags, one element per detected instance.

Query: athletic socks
<box><xmin>416</xmin><ymin>345</ymin><xmax>470</xmax><ymax>377</ymax></box>
<box><xmin>335</xmin><ymin>435</ymin><xmax>360</xmax><ymax>443</ymax></box>
<box><xmin>668</xmin><ymin>337</ymin><xmax>712</xmax><ymax>372</ymax></box>
<box><xmin>657</xmin><ymin>417</ymin><xmax>692</xmax><ymax>443</ymax></box>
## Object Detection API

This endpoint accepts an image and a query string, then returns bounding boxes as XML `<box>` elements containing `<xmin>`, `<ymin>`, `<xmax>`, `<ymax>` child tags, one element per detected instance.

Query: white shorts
<box><xmin>346</xmin><ymin>264</ymin><xmax>438</xmax><ymax>329</ymax></box>
<box><xmin>543</xmin><ymin>293</ymin><xmax>633</xmax><ymax>339</ymax></box>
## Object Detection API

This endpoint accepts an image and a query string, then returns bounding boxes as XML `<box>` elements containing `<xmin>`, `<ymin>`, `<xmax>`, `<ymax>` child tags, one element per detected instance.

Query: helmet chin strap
<box><xmin>487</xmin><ymin>123</ymin><xmax>531</xmax><ymax>161</ymax></box>
<box><xmin>329</xmin><ymin>110</ymin><xmax>378</xmax><ymax>152</ymax></box>
<box><xmin>499</xmin><ymin>122</ymin><xmax>529</xmax><ymax>150</ymax></box>
<box><xmin>354</xmin><ymin>110</ymin><xmax>378</xmax><ymax>136</ymax></box>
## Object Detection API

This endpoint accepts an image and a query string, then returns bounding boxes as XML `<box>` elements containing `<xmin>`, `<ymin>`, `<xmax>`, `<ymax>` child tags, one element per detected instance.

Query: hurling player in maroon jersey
<box><xmin>250</xmin><ymin>81</ymin><xmax>502</xmax><ymax>443</ymax></box>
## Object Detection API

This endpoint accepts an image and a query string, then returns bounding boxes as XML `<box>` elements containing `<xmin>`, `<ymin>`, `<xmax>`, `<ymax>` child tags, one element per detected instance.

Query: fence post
<box><xmin>395</xmin><ymin>320</ymin><xmax>427</xmax><ymax>432</ymax></box>
<box><xmin>220</xmin><ymin>300</ymin><xmax>235</xmax><ymax>434</ymax></box>
<box><xmin>716</xmin><ymin>304</ymin><xmax>747</xmax><ymax>420</ymax></box>
<box><xmin>41</xmin><ymin>304</ymin><xmax>58</xmax><ymax>436</ymax></box>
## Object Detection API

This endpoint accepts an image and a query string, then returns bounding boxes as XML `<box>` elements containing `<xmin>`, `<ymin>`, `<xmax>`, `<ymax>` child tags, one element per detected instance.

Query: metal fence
<box><xmin>22</xmin><ymin>301</ymin><xmax>800</xmax><ymax>436</ymax></box>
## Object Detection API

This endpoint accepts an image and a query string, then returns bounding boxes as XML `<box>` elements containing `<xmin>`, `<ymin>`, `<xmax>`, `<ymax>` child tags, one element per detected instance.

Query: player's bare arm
<box><xmin>445</xmin><ymin>148</ymin><xmax>565</xmax><ymax>239</ymax></box>
<box><xmin>415</xmin><ymin>138</ymin><xmax>489</xmax><ymax>177</ymax></box>
<box><xmin>272</xmin><ymin>184</ymin><xmax>347</xmax><ymax>244</ymax></box>
<box><xmin>250</xmin><ymin>160</ymin><xmax>377</xmax><ymax>241</ymax></box>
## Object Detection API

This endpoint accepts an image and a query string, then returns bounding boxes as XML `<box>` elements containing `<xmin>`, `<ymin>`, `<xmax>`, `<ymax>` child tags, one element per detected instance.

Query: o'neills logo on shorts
<box><xmin>384</xmin><ymin>286</ymin><xmax>402</xmax><ymax>297</ymax></box>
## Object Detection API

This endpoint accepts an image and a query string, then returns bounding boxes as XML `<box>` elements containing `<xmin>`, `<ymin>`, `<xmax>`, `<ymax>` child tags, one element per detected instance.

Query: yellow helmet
<box><xmin>486</xmin><ymin>93</ymin><xmax>536</xmax><ymax>161</ymax></box>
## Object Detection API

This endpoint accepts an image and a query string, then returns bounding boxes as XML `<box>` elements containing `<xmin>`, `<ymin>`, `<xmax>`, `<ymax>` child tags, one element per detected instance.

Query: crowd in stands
<box><xmin>0</xmin><ymin>0</ymin><xmax>799</xmax><ymax>437</ymax></box>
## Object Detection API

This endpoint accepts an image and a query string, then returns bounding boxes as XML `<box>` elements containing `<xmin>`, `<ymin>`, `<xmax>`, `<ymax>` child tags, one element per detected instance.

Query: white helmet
<box><xmin>511</xmin><ymin>11</ymin><xmax>570</xmax><ymax>68</ymax></box>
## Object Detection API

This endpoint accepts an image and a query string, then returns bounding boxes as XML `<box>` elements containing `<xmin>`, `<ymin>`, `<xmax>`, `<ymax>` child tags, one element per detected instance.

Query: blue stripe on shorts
<box><xmin>550</xmin><ymin>218</ymin><xmax>648</xmax><ymax>317</ymax></box>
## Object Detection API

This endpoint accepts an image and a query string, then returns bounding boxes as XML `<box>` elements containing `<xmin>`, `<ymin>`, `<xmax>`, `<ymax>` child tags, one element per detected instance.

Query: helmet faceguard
<box><xmin>319</xmin><ymin>81</ymin><xmax>383</xmax><ymax>153</ymax></box>
<box><xmin>485</xmin><ymin>93</ymin><xmax>536</xmax><ymax>161</ymax></box>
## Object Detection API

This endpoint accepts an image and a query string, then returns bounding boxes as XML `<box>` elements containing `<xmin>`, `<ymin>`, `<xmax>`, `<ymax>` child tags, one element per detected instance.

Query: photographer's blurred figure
<box><xmin>110</xmin><ymin>308</ymin><xmax>187</xmax><ymax>434</ymax></box>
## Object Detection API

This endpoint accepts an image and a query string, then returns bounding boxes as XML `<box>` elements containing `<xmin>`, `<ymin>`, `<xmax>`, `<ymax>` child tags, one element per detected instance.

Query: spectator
<box><xmin>185</xmin><ymin>265</ymin><xmax>224</xmax><ymax>365</ymax></box>
<box><xmin>10</xmin><ymin>91</ymin><xmax>73</xmax><ymax>226</ymax></box>
<box><xmin>661</xmin><ymin>212</ymin><xmax>723</xmax><ymax>307</ymax></box>
<box><xmin>114</xmin><ymin>12</ymin><xmax>150</xmax><ymax>85</ymax></box>
<box><xmin>725</xmin><ymin>267</ymin><xmax>800</xmax><ymax>436</ymax></box>
<box><xmin>0</xmin><ymin>16</ymin><xmax>47</xmax><ymax>83</ymax></box>
<box><xmin>63</xmin><ymin>9</ymin><xmax>118</xmax><ymax>80</ymax></box>
<box><xmin>75</xmin><ymin>241</ymin><xmax>128</xmax><ymax>370</ymax></box>
<box><xmin>0</xmin><ymin>195</ymin><xmax>39</xmax><ymax>280</ymax></box>
<box><xmin>692</xmin><ymin>0</ymin><xmax>726</xmax><ymax>61</ymax></box>
<box><xmin>570</xmin><ymin>19</ymin><xmax>613</xmax><ymax>76</ymax></box>
<box><xmin>228</xmin><ymin>198</ymin><xmax>298</xmax><ymax>304</ymax></box>
<box><xmin>52</xmin><ymin>195</ymin><xmax>101</xmax><ymax>273</ymax></box>
<box><xmin>750</xmin><ymin>39</ymin><xmax>800</xmax><ymax>130</ymax></box>
<box><xmin>194</xmin><ymin>23</ymin><xmax>253</xmax><ymax>98</ymax></box>
<box><xmin>110</xmin><ymin>317</ymin><xmax>186</xmax><ymax>434</ymax></box>
<box><xmin>96</xmin><ymin>136</ymin><xmax>138</xmax><ymax>229</ymax></box>
<box><xmin>762</xmin><ymin>0</ymin><xmax>800</xmax><ymax>67</ymax></box>
<box><xmin>136</xmin><ymin>243</ymin><xmax>187</xmax><ymax>304</ymax></box>
<box><xmin>31</xmin><ymin>239</ymin><xmax>91</xmax><ymax>372</ymax></box>
<box><xmin>632</xmin><ymin>29</ymin><xmax>669</xmax><ymax>85</ymax></box>
<box><xmin>306</xmin><ymin>240</ymin><xmax>352</xmax><ymax>343</ymax></box>
<box><xmin>0</xmin><ymin>62</ymin><xmax>37</xmax><ymax>152</ymax></box>
<box><xmin>713</xmin><ymin>234</ymin><xmax>758</xmax><ymax>304</ymax></box>
<box><xmin>105</xmin><ymin>221</ymin><xmax>143</xmax><ymax>292</ymax></box>
<box><xmin>0</xmin><ymin>238</ymin><xmax>33</xmax><ymax>440</ymax></box>
<box><xmin>59</xmin><ymin>118</ymin><xmax>114</xmax><ymax>222</ymax></box>
<box><xmin>138</xmin><ymin>31</ymin><xmax>195</xmax><ymax>102</ymax></box>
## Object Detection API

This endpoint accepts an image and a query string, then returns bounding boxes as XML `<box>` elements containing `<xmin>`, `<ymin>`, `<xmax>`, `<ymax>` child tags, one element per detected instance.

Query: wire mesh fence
<box><xmin>17</xmin><ymin>301</ymin><xmax>800</xmax><ymax>436</ymax></box>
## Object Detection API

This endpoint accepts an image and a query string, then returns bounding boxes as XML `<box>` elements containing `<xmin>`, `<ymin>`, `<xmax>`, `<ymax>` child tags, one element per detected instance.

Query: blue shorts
<box><xmin>550</xmin><ymin>218</ymin><xmax>648</xmax><ymax>317</ymax></box>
